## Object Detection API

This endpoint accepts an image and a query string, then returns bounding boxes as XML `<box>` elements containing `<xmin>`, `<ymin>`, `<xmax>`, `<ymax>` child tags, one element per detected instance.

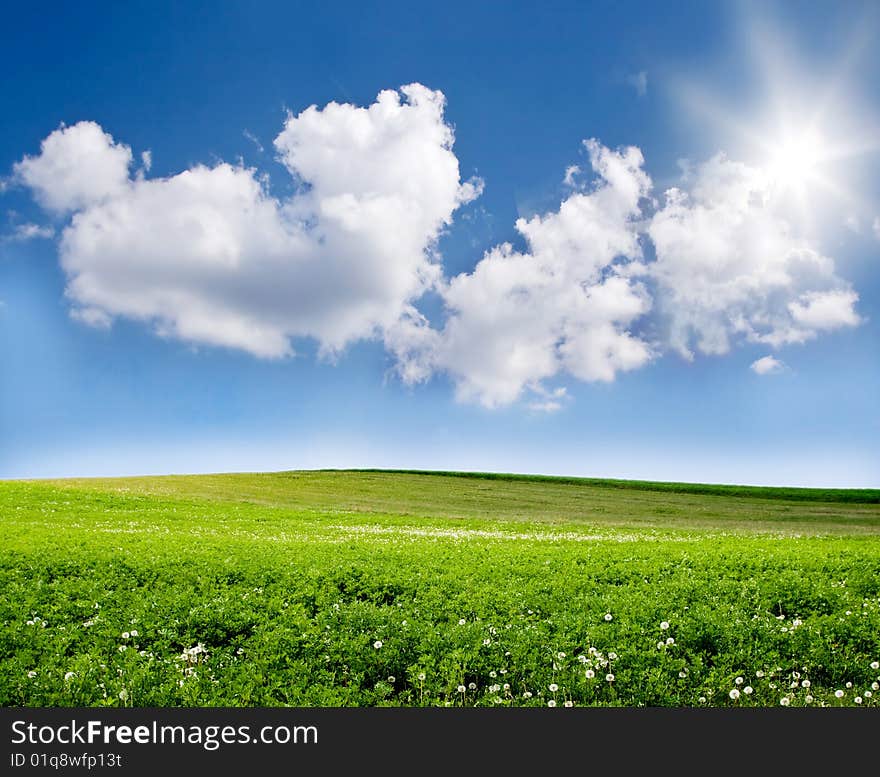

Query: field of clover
<box><xmin>1</xmin><ymin>474</ymin><xmax>879</xmax><ymax>707</ymax></box>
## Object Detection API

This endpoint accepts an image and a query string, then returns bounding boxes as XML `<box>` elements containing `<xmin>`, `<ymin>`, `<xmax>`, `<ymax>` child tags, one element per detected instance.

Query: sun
<box><xmin>765</xmin><ymin>128</ymin><xmax>826</xmax><ymax>194</ymax></box>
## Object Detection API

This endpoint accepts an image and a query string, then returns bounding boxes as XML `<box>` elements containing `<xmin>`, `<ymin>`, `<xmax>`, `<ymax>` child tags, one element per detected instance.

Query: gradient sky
<box><xmin>1</xmin><ymin>0</ymin><xmax>878</xmax><ymax>486</ymax></box>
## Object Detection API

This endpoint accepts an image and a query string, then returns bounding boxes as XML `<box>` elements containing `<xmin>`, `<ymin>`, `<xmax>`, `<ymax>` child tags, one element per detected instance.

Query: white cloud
<box><xmin>394</xmin><ymin>140</ymin><xmax>654</xmax><ymax>407</ymax></box>
<box><xmin>645</xmin><ymin>153</ymin><xmax>860</xmax><ymax>358</ymax></box>
<box><xmin>141</xmin><ymin>150</ymin><xmax>152</xmax><ymax>172</ymax></box>
<box><xmin>750</xmin><ymin>355</ymin><xmax>784</xmax><ymax>375</ymax></box>
<box><xmin>626</xmin><ymin>71</ymin><xmax>648</xmax><ymax>97</ymax></box>
<box><xmin>14</xmin><ymin>121</ymin><xmax>133</xmax><ymax>213</ymax></box>
<box><xmin>873</xmin><ymin>216</ymin><xmax>880</xmax><ymax>240</ymax></box>
<box><xmin>20</xmin><ymin>85</ymin><xmax>479</xmax><ymax>359</ymax></box>
<box><xmin>562</xmin><ymin>165</ymin><xmax>580</xmax><ymax>187</ymax></box>
<box><xmin>15</xmin><ymin>86</ymin><xmax>864</xmax><ymax>410</ymax></box>
<box><xmin>4</xmin><ymin>222</ymin><xmax>54</xmax><ymax>241</ymax></box>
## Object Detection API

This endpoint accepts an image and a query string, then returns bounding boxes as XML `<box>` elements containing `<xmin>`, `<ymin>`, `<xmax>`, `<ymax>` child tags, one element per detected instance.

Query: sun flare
<box><xmin>766</xmin><ymin>129</ymin><xmax>826</xmax><ymax>193</ymax></box>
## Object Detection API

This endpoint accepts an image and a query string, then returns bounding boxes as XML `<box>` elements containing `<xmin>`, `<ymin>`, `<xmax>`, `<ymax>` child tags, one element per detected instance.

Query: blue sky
<box><xmin>1</xmin><ymin>0</ymin><xmax>878</xmax><ymax>485</ymax></box>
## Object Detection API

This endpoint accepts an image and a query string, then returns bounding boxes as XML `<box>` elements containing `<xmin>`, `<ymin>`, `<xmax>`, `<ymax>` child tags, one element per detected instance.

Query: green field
<box><xmin>2</xmin><ymin>470</ymin><xmax>879</xmax><ymax>708</ymax></box>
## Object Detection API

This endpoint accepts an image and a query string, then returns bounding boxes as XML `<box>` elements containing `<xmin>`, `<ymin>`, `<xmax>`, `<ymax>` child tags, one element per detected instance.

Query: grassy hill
<box><xmin>2</xmin><ymin>470</ymin><xmax>879</xmax><ymax>707</ymax></box>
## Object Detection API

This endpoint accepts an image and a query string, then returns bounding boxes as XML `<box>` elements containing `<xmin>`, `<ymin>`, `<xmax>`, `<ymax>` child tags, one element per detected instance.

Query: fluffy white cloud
<box><xmin>394</xmin><ymin>140</ymin><xmax>653</xmax><ymax>407</ymax></box>
<box><xmin>646</xmin><ymin>153</ymin><xmax>860</xmax><ymax>358</ymax></box>
<box><xmin>20</xmin><ymin>85</ymin><xmax>478</xmax><ymax>359</ymax></box>
<box><xmin>750</xmin><ymin>355</ymin><xmax>784</xmax><ymax>375</ymax></box>
<box><xmin>14</xmin><ymin>121</ymin><xmax>133</xmax><ymax>213</ymax></box>
<box><xmin>15</xmin><ymin>86</ymin><xmax>864</xmax><ymax>410</ymax></box>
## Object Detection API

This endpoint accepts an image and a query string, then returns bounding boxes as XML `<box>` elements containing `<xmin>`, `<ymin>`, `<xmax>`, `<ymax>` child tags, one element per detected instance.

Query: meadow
<box><xmin>1</xmin><ymin>470</ymin><xmax>879</xmax><ymax>708</ymax></box>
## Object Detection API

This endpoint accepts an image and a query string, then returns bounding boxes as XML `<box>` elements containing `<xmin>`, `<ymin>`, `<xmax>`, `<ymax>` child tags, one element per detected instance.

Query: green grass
<box><xmin>2</xmin><ymin>470</ymin><xmax>879</xmax><ymax>708</ymax></box>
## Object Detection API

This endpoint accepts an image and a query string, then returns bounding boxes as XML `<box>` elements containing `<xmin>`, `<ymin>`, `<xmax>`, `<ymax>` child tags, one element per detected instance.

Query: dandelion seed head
<box><xmin>729</xmin><ymin>689</ymin><xmax>740</xmax><ymax>700</ymax></box>
<box><xmin>373</xmin><ymin>640</ymin><xmax>383</xmax><ymax>649</ymax></box>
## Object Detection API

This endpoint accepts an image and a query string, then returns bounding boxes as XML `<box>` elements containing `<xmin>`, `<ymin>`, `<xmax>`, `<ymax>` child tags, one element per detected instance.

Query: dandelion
<box><xmin>872</xmin><ymin>682</ymin><xmax>879</xmax><ymax>691</ymax></box>
<box><xmin>503</xmin><ymin>683</ymin><xmax>510</xmax><ymax>691</ymax></box>
<box><xmin>835</xmin><ymin>690</ymin><xmax>845</xmax><ymax>698</ymax></box>
<box><xmin>729</xmin><ymin>689</ymin><xmax>740</xmax><ymax>700</ymax></box>
<box><xmin>604</xmin><ymin>613</ymin><xmax>613</xmax><ymax>622</ymax></box>
<box><xmin>457</xmin><ymin>685</ymin><xmax>466</xmax><ymax>694</ymax></box>
<box><xmin>483</xmin><ymin>639</ymin><xmax>492</xmax><ymax>646</ymax></box>
<box><xmin>735</xmin><ymin>676</ymin><xmax>743</xmax><ymax>685</ymax></box>
<box><xmin>698</xmin><ymin>696</ymin><xmax>706</xmax><ymax>704</ymax></box>
<box><xmin>26</xmin><ymin>620</ymin><xmax>34</xmax><ymax>626</ymax></box>
<box><xmin>657</xmin><ymin>642</ymin><xmax>665</xmax><ymax>650</ymax></box>
<box><xmin>780</xmin><ymin>697</ymin><xmax>790</xmax><ymax>707</ymax></box>
<box><xmin>122</xmin><ymin>632</ymin><xmax>129</xmax><ymax>639</ymax></box>
<box><xmin>557</xmin><ymin>652</ymin><xmax>566</xmax><ymax>660</ymax></box>
<box><xmin>489</xmin><ymin>684</ymin><xmax>500</xmax><ymax>693</ymax></box>
<box><xmin>389</xmin><ymin>676</ymin><xmax>397</xmax><ymax>684</ymax></box>
<box><xmin>489</xmin><ymin>671</ymin><xmax>497</xmax><ymax>678</ymax></box>
<box><xmin>606</xmin><ymin>673</ymin><xmax>615</xmax><ymax>683</ymax></box>
<box><xmin>564</xmin><ymin>700</ymin><xmax>573</xmax><ymax>707</ymax></box>
<box><xmin>64</xmin><ymin>671</ymin><xmax>75</xmax><ymax>681</ymax></box>
<box><xmin>871</xmin><ymin>661</ymin><xmax>879</xmax><ymax>670</ymax></box>
<box><xmin>523</xmin><ymin>691</ymin><xmax>533</xmax><ymax>699</ymax></box>
<box><xmin>549</xmin><ymin>683</ymin><xmax>559</xmax><ymax>692</ymax></box>
<box><xmin>548</xmin><ymin>700</ymin><xmax>557</xmax><ymax>707</ymax></box>
<box><xmin>865</xmin><ymin>691</ymin><xmax>872</xmax><ymax>698</ymax></box>
<box><xmin>846</xmin><ymin>681</ymin><xmax>853</xmax><ymax>688</ymax></box>
<box><xmin>855</xmin><ymin>697</ymin><xmax>863</xmax><ymax>704</ymax></box>
<box><xmin>679</xmin><ymin>671</ymin><xmax>688</xmax><ymax>679</ymax></box>
<box><xmin>130</xmin><ymin>630</ymin><xmax>138</xmax><ymax>637</ymax></box>
<box><xmin>458</xmin><ymin>618</ymin><xmax>466</xmax><ymax>626</ymax></box>
<box><xmin>417</xmin><ymin>673</ymin><xmax>426</xmax><ymax>682</ymax></box>
<box><xmin>608</xmin><ymin>652</ymin><xmax>617</xmax><ymax>660</ymax></box>
<box><xmin>586</xmin><ymin>669</ymin><xmax>595</xmax><ymax>679</ymax></box>
<box><xmin>666</xmin><ymin>637</ymin><xmax>675</xmax><ymax>646</ymax></box>
<box><xmin>744</xmin><ymin>686</ymin><xmax>753</xmax><ymax>695</ymax></box>
<box><xmin>118</xmin><ymin>645</ymin><xmax>126</xmax><ymax>653</ymax></box>
<box><xmin>119</xmin><ymin>689</ymin><xmax>128</xmax><ymax>701</ymax></box>
<box><xmin>805</xmin><ymin>695</ymin><xmax>813</xmax><ymax>704</ymax></box>
<box><xmin>373</xmin><ymin>640</ymin><xmax>383</xmax><ymax>649</ymax></box>
<box><xmin>27</xmin><ymin>671</ymin><xmax>36</xmax><ymax>678</ymax></box>
<box><xmin>660</xmin><ymin>621</ymin><xmax>670</xmax><ymax>630</ymax></box>
<box><xmin>756</xmin><ymin>670</ymin><xmax>765</xmax><ymax>678</ymax></box>
<box><xmin>468</xmin><ymin>682</ymin><xmax>476</xmax><ymax>690</ymax></box>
